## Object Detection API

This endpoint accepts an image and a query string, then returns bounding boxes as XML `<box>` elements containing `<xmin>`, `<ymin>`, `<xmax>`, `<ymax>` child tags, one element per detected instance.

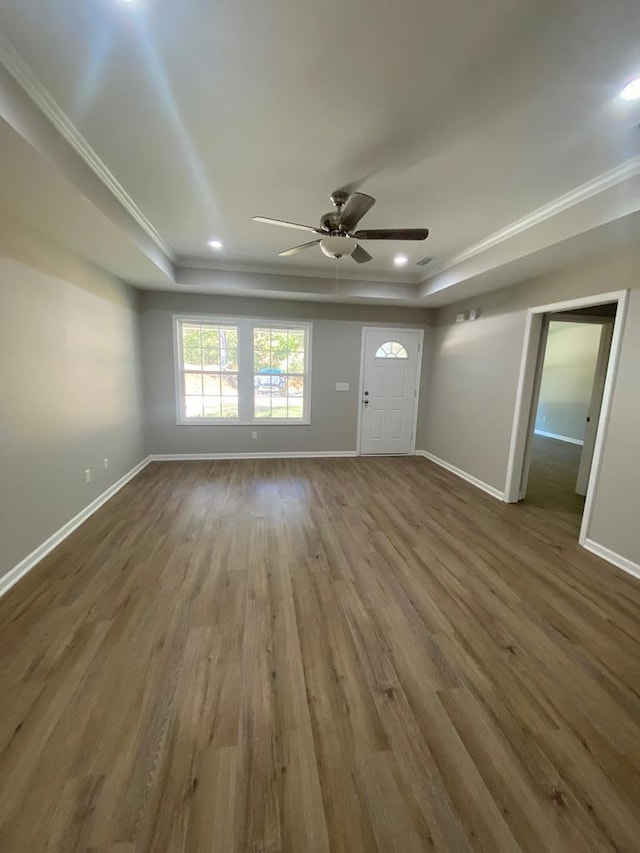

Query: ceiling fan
<box><xmin>252</xmin><ymin>189</ymin><xmax>429</xmax><ymax>264</ymax></box>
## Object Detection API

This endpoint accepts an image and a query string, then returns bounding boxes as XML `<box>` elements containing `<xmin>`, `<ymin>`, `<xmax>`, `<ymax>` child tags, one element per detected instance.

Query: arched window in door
<box><xmin>375</xmin><ymin>341</ymin><xmax>408</xmax><ymax>359</ymax></box>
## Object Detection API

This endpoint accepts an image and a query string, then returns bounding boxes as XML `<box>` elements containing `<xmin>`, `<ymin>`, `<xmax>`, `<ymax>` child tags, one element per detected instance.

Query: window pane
<box><xmin>185</xmin><ymin>396</ymin><xmax>204</xmax><ymax>418</ymax></box>
<box><xmin>254</xmin><ymin>393</ymin><xmax>272</xmax><ymax>418</ymax></box>
<box><xmin>203</xmin><ymin>396</ymin><xmax>222</xmax><ymax>418</ymax></box>
<box><xmin>221</xmin><ymin>375</ymin><xmax>238</xmax><ymax>395</ymax></box>
<box><xmin>288</xmin><ymin>330</ymin><xmax>305</xmax><ymax>350</ymax></box>
<box><xmin>287</xmin><ymin>398</ymin><xmax>304</xmax><ymax>418</ymax></box>
<box><xmin>271</xmin><ymin>330</ymin><xmax>288</xmax><ymax>361</ymax></box>
<box><xmin>202</xmin><ymin>348</ymin><xmax>220</xmax><ymax>370</ymax></box>
<box><xmin>221</xmin><ymin>397</ymin><xmax>239</xmax><ymax>418</ymax></box>
<box><xmin>182</xmin><ymin>324</ymin><xmax>202</xmax><ymax>346</ymax></box>
<box><xmin>254</xmin><ymin>329</ymin><xmax>271</xmax><ymax>370</ymax></box>
<box><xmin>287</xmin><ymin>351</ymin><xmax>305</xmax><ymax>374</ymax></box>
<box><xmin>287</xmin><ymin>376</ymin><xmax>304</xmax><ymax>396</ymax></box>
<box><xmin>201</xmin><ymin>327</ymin><xmax>220</xmax><ymax>349</ymax></box>
<box><xmin>183</xmin><ymin>345</ymin><xmax>202</xmax><ymax>369</ymax></box>
<box><xmin>203</xmin><ymin>373</ymin><xmax>221</xmax><ymax>395</ymax></box>
<box><xmin>182</xmin><ymin>324</ymin><xmax>202</xmax><ymax>370</ymax></box>
<box><xmin>254</xmin><ymin>352</ymin><xmax>271</xmax><ymax>372</ymax></box>
<box><xmin>184</xmin><ymin>373</ymin><xmax>202</xmax><ymax>395</ymax></box>
<box><xmin>254</xmin><ymin>353</ymin><xmax>272</xmax><ymax>372</ymax></box>
<box><xmin>375</xmin><ymin>341</ymin><xmax>408</xmax><ymax>359</ymax></box>
<box><xmin>221</xmin><ymin>347</ymin><xmax>238</xmax><ymax>371</ymax></box>
<box><xmin>222</xmin><ymin>327</ymin><xmax>238</xmax><ymax>349</ymax></box>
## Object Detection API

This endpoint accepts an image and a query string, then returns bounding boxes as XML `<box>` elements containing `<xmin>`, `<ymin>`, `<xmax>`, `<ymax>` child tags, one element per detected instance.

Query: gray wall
<box><xmin>534</xmin><ymin>321</ymin><xmax>602</xmax><ymax>442</ymax></box>
<box><xmin>140</xmin><ymin>291</ymin><xmax>433</xmax><ymax>456</ymax></box>
<box><xmin>0</xmin><ymin>217</ymin><xmax>145</xmax><ymax>583</ymax></box>
<box><xmin>588</xmin><ymin>293</ymin><xmax>640</xmax><ymax>559</ymax></box>
<box><xmin>417</xmin><ymin>243</ymin><xmax>640</xmax><ymax>566</ymax></box>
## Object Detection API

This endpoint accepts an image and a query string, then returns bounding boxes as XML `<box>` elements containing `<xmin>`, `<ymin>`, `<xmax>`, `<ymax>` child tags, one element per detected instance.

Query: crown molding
<box><xmin>424</xmin><ymin>155</ymin><xmax>640</xmax><ymax>281</ymax></box>
<box><xmin>0</xmin><ymin>31</ymin><xmax>175</xmax><ymax>262</ymax></box>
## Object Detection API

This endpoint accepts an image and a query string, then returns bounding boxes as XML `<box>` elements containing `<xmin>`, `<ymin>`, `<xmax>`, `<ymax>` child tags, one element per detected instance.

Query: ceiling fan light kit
<box><xmin>320</xmin><ymin>235</ymin><xmax>356</xmax><ymax>259</ymax></box>
<box><xmin>253</xmin><ymin>189</ymin><xmax>429</xmax><ymax>265</ymax></box>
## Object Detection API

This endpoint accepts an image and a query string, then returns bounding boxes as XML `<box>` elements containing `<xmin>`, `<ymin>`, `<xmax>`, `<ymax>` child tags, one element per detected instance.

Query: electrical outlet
<box><xmin>104</xmin><ymin>457</ymin><xmax>110</xmax><ymax>471</ymax></box>
<box><xmin>84</xmin><ymin>469</ymin><xmax>91</xmax><ymax>484</ymax></box>
<box><xmin>251</xmin><ymin>431</ymin><xmax>258</xmax><ymax>440</ymax></box>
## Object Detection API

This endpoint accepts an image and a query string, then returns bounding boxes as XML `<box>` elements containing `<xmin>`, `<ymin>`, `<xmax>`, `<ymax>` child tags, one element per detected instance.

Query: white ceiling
<box><xmin>0</xmin><ymin>0</ymin><xmax>639</xmax><ymax>305</ymax></box>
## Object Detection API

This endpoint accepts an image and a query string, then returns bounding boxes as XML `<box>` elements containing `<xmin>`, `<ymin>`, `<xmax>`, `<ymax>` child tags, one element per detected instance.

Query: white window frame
<box><xmin>173</xmin><ymin>315</ymin><xmax>312</xmax><ymax>426</ymax></box>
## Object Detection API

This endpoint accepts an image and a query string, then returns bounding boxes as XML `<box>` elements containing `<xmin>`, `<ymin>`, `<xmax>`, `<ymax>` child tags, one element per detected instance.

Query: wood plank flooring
<box><xmin>1</xmin><ymin>455</ymin><xmax>639</xmax><ymax>852</ymax></box>
<box><xmin>525</xmin><ymin>434</ymin><xmax>586</xmax><ymax>535</ymax></box>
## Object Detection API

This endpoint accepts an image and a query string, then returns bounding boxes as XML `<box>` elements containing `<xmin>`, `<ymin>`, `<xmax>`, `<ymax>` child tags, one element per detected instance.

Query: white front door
<box><xmin>359</xmin><ymin>328</ymin><xmax>422</xmax><ymax>455</ymax></box>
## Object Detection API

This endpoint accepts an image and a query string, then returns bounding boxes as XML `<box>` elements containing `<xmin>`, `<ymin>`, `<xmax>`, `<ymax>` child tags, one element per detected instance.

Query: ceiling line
<box><xmin>0</xmin><ymin>30</ymin><xmax>175</xmax><ymax>262</ymax></box>
<box><xmin>423</xmin><ymin>154</ymin><xmax>640</xmax><ymax>283</ymax></box>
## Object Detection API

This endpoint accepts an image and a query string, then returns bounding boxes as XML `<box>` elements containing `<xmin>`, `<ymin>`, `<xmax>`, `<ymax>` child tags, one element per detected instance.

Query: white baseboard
<box><xmin>148</xmin><ymin>451</ymin><xmax>358</xmax><ymax>461</ymax></box>
<box><xmin>414</xmin><ymin>450</ymin><xmax>505</xmax><ymax>501</ymax></box>
<box><xmin>0</xmin><ymin>456</ymin><xmax>151</xmax><ymax>601</ymax></box>
<box><xmin>534</xmin><ymin>430</ymin><xmax>584</xmax><ymax>446</ymax></box>
<box><xmin>582</xmin><ymin>538</ymin><xmax>640</xmax><ymax>582</ymax></box>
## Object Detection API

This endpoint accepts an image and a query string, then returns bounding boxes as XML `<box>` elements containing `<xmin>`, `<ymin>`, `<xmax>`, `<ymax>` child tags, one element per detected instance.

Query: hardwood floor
<box><xmin>525</xmin><ymin>434</ymin><xmax>586</xmax><ymax>536</ymax></box>
<box><xmin>1</xmin><ymin>456</ymin><xmax>639</xmax><ymax>852</ymax></box>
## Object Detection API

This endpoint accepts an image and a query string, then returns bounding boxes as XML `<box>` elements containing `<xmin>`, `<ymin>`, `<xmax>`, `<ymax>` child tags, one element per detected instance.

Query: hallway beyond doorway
<box><xmin>525</xmin><ymin>434</ymin><xmax>585</xmax><ymax>537</ymax></box>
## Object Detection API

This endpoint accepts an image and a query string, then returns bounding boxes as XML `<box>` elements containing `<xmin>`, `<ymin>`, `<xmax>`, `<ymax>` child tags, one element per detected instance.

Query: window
<box><xmin>180</xmin><ymin>322</ymin><xmax>239</xmax><ymax>419</ymax></box>
<box><xmin>375</xmin><ymin>341</ymin><xmax>408</xmax><ymax>359</ymax></box>
<box><xmin>253</xmin><ymin>327</ymin><xmax>306</xmax><ymax>420</ymax></box>
<box><xmin>175</xmin><ymin>316</ymin><xmax>311</xmax><ymax>424</ymax></box>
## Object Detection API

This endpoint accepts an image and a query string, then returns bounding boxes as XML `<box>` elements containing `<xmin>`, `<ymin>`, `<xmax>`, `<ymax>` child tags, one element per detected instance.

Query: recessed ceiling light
<box><xmin>394</xmin><ymin>254</ymin><xmax>409</xmax><ymax>267</ymax></box>
<box><xmin>207</xmin><ymin>239</ymin><xmax>223</xmax><ymax>250</ymax></box>
<box><xmin>117</xmin><ymin>0</ymin><xmax>146</xmax><ymax>8</ymax></box>
<box><xmin>620</xmin><ymin>78</ymin><xmax>640</xmax><ymax>101</ymax></box>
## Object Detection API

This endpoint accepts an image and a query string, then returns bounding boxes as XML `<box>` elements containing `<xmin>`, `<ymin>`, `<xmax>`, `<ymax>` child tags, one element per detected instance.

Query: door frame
<box><xmin>575</xmin><ymin>320</ymin><xmax>614</xmax><ymax>496</ymax></box>
<box><xmin>504</xmin><ymin>289</ymin><xmax>629</xmax><ymax>547</ymax></box>
<box><xmin>517</xmin><ymin>314</ymin><xmax>551</xmax><ymax>503</ymax></box>
<box><xmin>356</xmin><ymin>326</ymin><xmax>424</xmax><ymax>456</ymax></box>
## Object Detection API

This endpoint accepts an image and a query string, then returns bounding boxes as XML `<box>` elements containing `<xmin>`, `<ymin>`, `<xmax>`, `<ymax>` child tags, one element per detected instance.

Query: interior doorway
<box><xmin>524</xmin><ymin>308</ymin><xmax>615</xmax><ymax>532</ymax></box>
<box><xmin>505</xmin><ymin>290</ymin><xmax>628</xmax><ymax>547</ymax></box>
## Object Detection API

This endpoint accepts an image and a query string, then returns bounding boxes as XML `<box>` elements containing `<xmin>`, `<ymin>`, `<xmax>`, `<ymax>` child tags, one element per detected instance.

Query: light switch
<box><xmin>335</xmin><ymin>382</ymin><xmax>350</xmax><ymax>392</ymax></box>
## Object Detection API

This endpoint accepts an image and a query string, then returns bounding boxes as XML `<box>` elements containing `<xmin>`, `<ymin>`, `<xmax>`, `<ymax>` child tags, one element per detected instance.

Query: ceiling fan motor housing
<box><xmin>322</xmin><ymin>191</ymin><xmax>355</xmax><ymax>234</ymax></box>
<box><xmin>320</xmin><ymin>211</ymin><xmax>343</xmax><ymax>233</ymax></box>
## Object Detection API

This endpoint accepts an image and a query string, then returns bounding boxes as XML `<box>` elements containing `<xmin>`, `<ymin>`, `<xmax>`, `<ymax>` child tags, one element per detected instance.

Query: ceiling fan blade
<box><xmin>338</xmin><ymin>192</ymin><xmax>376</xmax><ymax>232</ymax></box>
<box><xmin>352</xmin><ymin>228</ymin><xmax>429</xmax><ymax>241</ymax></box>
<box><xmin>253</xmin><ymin>216</ymin><xmax>323</xmax><ymax>235</ymax></box>
<box><xmin>278</xmin><ymin>239</ymin><xmax>321</xmax><ymax>257</ymax></box>
<box><xmin>351</xmin><ymin>244</ymin><xmax>372</xmax><ymax>264</ymax></box>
